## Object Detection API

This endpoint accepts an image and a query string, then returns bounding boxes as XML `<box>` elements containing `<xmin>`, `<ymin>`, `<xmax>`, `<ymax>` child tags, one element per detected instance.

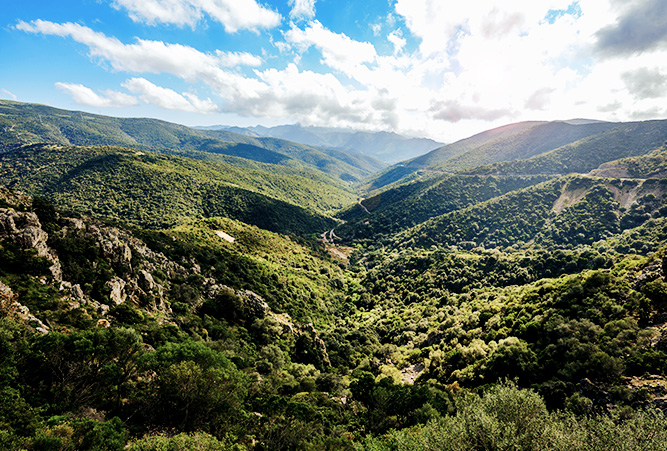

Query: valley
<box><xmin>2</xmin><ymin>101</ymin><xmax>667</xmax><ymax>449</ymax></box>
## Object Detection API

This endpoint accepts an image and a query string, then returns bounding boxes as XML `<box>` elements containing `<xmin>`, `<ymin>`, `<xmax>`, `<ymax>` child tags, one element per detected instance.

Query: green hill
<box><xmin>0</xmin><ymin>144</ymin><xmax>347</xmax><ymax>234</ymax></box>
<box><xmin>0</xmin><ymin>100</ymin><xmax>385</xmax><ymax>183</ymax></box>
<box><xmin>336</xmin><ymin>173</ymin><xmax>553</xmax><ymax>242</ymax></box>
<box><xmin>431</xmin><ymin>120</ymin><xmax>618</xmax><ymax>173</ymax></box>
<box><xmin>345</xmin><ymin>122</ymin><xmax>667</xmax><ymax>245</ymax></box>
<box><xmin>409</xmin><ymin>121</ymin><xmax>548</xmax><ymax>168</ymax></box>
<box><xmin>366</xmin><ymin>120</ymin><xmax>617</xmax><ymax>189</ymax></box>
<box><xmin>394</xmin><ymin>174</ymin><xmax>667</xmax><ymax>250</ymax></box>
<box><xmin>467</xmin><ymin>120</ymin><xmax>667</xmax><ymax>176</ymax></box>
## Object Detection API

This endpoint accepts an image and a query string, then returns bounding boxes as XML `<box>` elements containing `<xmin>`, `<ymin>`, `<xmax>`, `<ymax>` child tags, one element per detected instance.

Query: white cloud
<box><xmin>215</xmin><ymin>50</ymin><xmax>262</xmax><ymax>67</ymax></box>
<box><xmin>387</xmin><ymin>30</ymin><xmax>406</xmax><ymax>55</ymax></box>
<box><xmin>525</xmin><ymin>88</ymin><xmax>556</xmax><ymax>111</ymax></box>
<box><xmin>110</xmin><ymin>0</ymin><xmax>281</xmax><ymax>32</ymax></box>
<box><xmin>15</xmin><ymin>20</ymin><xmax>261</xmax><ymax>79</ymax></box>
<box><xmin>284</xmin><ymin>20</ymin><xmax>377</xmax><ymax>80</ymax></box>
<box><xmin>55</xmin><ymin>82</ymin><xmax>138</xmax><ymax>107</ymax></box>
<box><xmin>0</xmin><ymin>89</ymin><xmax>18</xmax><ymax>101</ymax></box>
<box><xmin>123</xmin><ymin>78</ymin><xmax>219</xmax><ymax>113</ymax></box>
<box><xmin>384</xmin><ymin>0</ymin><xmax>667</xmax><ymax>138</ymax></box>
<box><xmin>288</xmin><ymin>0</ymin><xmax>316</xmax><ymax>20</ymax></box>
<box><xmin>429</xmin><ymin>99</ymin><xmax>512</xmax><ymax>123</ymax></box>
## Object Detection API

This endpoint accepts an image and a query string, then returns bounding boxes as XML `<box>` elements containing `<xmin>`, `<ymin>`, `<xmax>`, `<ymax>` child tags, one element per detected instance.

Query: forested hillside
<box><xmin>3</xmin><ymin>109</ymin><xmax>667</xmax><ymax>449</ymax></box>
<box><xmin>0</xmin><ymin>144</ymin><xmax>347</xmax><ymax>233</ymax></box>
<box><xmin>395</xmin><ymin>174</ymin><xmax>667</xmax><ymax>249</ymax></box>
<box><xmin>0</xmin><ymin>101</ymin><xmax>385</xmax><ymax>183</ymax></box>
<box><xmin>367</xmin><ymin>119</ymin><xmax>667</xmax><ymax>189</ymax></box>
<box><xmin>467</xmin><ymin>120</ymin><xmax>667</xmax><ymax>176</ymax></box>
<box><xmin>336</xmin><ymin>173</ymin><xmax>553</xmax><ymax>242</ymax></box>
<box><xmin>422</xmin><ymin>120</ymin><xmax>617</xmax><ymax>172</ymax></box>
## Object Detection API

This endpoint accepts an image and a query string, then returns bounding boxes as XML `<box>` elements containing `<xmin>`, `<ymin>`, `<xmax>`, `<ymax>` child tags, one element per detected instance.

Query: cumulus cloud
<box><xmin>216</xmin><ymin>51</ymin><xmax>262</xmax><ymax>67</ymax></box>
<box><xmin>387</xmin><ymin>30</ymin><xmax>406</xmax><ymax>55</ymax></box>
<box><xmin>14</xmin><ymin>1</ymin><xmax>667</xmax><ymax>141</ymax></box>
<box><xmin>55</xmin><ymin>82</ymin><xmax>138</xmax><ymax>107</ymax></box>
<box><xmin>110</xmin><ymin>0</ymin><xmax>281</xmax><ymax>32</ymax></box>
<box><xmin>284</xmin><ymin>20</ymin><xmax>377</xmax><ymax>78</ymax></box>
<box><xmin>630</xmin><ymin>106</ymin><xmax>666</xmax><ymax>120</ymax></box>
<box><xmin>621</xmin><ymin>67</ymin><xmax>667</xmax><ymax>99</ymax></box>
<box><xmin>235</xmin><ymin>64</ymin><xmax>367</xmax><ymax>122</ymax></box>
<box><xmin>595</xmin><ymin>0</ymin><xmax>667</xmax><ymax>56</ymax></box>
<box><xmin>123</xmin><ymin>78</ymin><xmax>219</xmax><ymax>113</ymax></box>
<box><xmin>15</xmin><ymin>20</ymin><xmax>261</xmax><ymax>78</ymax></box>
<box><xmin>387</xmin><ymin>0</ymin><xmax>664</xmax><ymax>135</ymax></box>
<box><xmin>288</xmin><ymin>0</ymin><xmax>315</xmax><ymax>20</ymax></box>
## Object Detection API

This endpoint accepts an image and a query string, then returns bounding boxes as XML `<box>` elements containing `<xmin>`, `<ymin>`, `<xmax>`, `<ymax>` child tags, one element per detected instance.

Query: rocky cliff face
<box><xmin>0</xmin><ymin>187</ymin><xmax>330</xmax><ymax>366</ymax></box>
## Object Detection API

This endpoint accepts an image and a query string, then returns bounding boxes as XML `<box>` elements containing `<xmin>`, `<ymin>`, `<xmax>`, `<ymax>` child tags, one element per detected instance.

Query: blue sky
<box><xmin>2</xmin><ymin>0</ymin><xmax>667</xmax><ymax>141</ymax></box>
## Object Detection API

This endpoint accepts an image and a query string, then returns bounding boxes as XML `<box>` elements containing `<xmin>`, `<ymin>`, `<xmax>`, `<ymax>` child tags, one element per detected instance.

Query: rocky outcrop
<box><xmin>0</xmin><ymin>202</ymin><xmax>180</xmax><ymax>324</ymax></box>
<box><xmin>0</xmin><ymin>189</ymin><xmax>328</xmax><ymax>356</ymax></box>
<box><xmin>54</xmin><ymin>218</ymin><xmax>175</xmax><ymax>316</ymax></box>
<box><xmin>106</xmin><ymin>277</ymin><xmax>127</xmax><ymax>305</ymax></box>
<box><xmin>240</xmin><ymin>290</ymin><xmax>270</xmax><ymax>318</ymax></box>
<box><xmin>630</xmin><ymin>257</ymin><xmax>664</xmax><ymax>290</ymax></box>
<box><xmin>296</xmin><ymin>323</ymin><xmax>331</xmax><ymax>368</ymax></box>
<box><xmin>0</xmin><ymin>208</ymin><xmax>62</xmax><ymax>280</ymax></box>
<box><xmin>0</xmin><ymin>281</ymin><xmax>49</xmax><ymax>334</ymax></box>
<box><xmin>401</xmin><ymin>363</ymin><xmax>425</xmax><ymax>384</ymax></box>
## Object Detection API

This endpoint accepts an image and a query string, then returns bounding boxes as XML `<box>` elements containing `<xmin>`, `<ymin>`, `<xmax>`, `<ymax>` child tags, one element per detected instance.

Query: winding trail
<box><xmin>358</xmin><ymin>200</ymin><xmax>370</xmax><ymax>214</ymax></box>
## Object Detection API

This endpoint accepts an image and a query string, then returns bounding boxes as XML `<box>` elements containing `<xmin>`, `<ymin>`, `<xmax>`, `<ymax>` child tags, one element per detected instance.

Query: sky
<box><xmin>1</xmin><ymin>0</ymin><xmax>667</xmax><ymax>142</ymax></box>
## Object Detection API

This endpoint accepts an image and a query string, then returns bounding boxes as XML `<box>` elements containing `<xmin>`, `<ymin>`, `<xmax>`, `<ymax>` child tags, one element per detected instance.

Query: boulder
<box><xmin>240</xmin><ymin>290</ymin><xmax>270</xmax><ymax>318</ymax></box>
<box><xmin>106</xmin><ymin>277</ymin><xmax>127</xmax><ymax>305</ymax></box>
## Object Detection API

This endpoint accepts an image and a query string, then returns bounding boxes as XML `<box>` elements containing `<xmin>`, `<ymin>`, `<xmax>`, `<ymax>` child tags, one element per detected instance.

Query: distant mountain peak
<box><xmin>195</xmin><ymin>123</ymin><xmax>445</xmax><ymax>163</ymax></box>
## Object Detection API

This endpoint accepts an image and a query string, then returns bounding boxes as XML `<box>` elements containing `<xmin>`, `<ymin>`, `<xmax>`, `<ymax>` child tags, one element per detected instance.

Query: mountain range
<box><xmin>2</xmin><ymin>100</ymin><xmax>667</xmax><ymax>449</ymax></box>
<box><xmin>0</xmin><ymin>100</ymin><xmax>386</xmax><ymax>184</ymax></box>
<box><xmin>197</xmin><ymin>123</ymin><xmax>444</xmax><ymax>163</ymax></box>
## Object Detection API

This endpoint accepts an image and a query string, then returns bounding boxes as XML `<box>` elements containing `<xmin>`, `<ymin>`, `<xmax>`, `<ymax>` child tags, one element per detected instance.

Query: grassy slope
<box><xmin>432</xmin><ymin>121</ymin><xmax>618</xmax><ymax>173</ymax></box>
<box><xmin>147</xmin><ymin>217</ymin><xmax>350</xmax><ymax>324</ymax></box>
<box><xmin>407</xmin><ymin>121</ymin><xmax>547</xmax><ymax>169</ymax></box>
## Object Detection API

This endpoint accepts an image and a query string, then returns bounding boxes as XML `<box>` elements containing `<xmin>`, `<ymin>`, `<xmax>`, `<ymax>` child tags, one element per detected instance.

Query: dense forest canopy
<box><xmin>2</xmin><ymin>103</ymin><xmax>667</xmax><ymax>449</ymax></box>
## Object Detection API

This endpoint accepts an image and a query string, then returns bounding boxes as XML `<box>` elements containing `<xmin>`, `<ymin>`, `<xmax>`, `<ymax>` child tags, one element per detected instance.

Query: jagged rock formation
<box><xmin>0</xmin><ymin>207</ymin><xmax>62</xmax><ymax>280</ymax></box>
